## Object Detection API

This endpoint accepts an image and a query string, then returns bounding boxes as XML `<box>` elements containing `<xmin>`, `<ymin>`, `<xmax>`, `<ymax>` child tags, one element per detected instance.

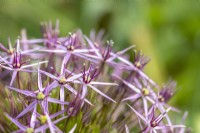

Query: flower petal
<box><xmin>7</xmin><ymin>86</ymin><xmax>36</xmax><ymax>97</ymax></box>
<box><xmin>88</xmin><ymin>84</ymin><xmax>116</xmax><ymax>103</ymax></box>
<box><xmin>30</xmin><ymin>103</ymin><xmax>37</xmax><ymax>128</ymax></box>
<box><xmin>10</xmin><ymin>71</ymin><xmax>17</xmax><ymax>86</ymax></box>
<box><xmin>47</xmin><ymin>97</ymin><xmax>69</xmax><ymax>105</ymax></box>
<box><xmin>126</xmin><ymin>103</ymin><xmax>146</xmax><ymax>122</ymax></box>
<box><xmin>21</xmin><ymin>61</ymin><xmax>48</xmax><ymax>69</ymax></box>
<box><xmin>69</xmin><ymin>124</ymin><xmax>77</xmax><ymax>133</ymax></box>
<box><xmin>16</xmin><ymin>100</ymin><xmax>37</xmax><ymax>119</ymax></box>
<box><xmin>5</xmin><ymin>113</ymin><xmax>26</xmax><ymax>131</ymax></box>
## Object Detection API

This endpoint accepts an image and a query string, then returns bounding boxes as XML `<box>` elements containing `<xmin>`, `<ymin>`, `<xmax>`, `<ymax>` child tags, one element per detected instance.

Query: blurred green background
<box><xmin>0</xmin><ymin>0</ymin><xmax>200</xmax><ymax>131</ymax></box>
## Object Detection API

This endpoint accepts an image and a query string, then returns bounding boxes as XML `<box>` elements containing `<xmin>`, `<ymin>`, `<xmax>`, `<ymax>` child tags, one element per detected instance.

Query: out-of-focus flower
<box><xmin>39</xmin><ymin>30</ymin><xmax>98</xmax><ymax>63</ymax></box>
<box><xmin>0</xmin><ymin>38</ymin><xmax>40</xmax><ymax>63</ymax></box>
<box><xmin>158</xmin><ymin>80</ymin><xmax>177</xmax><ymax>103</ymax></box>
<box><xmin>128</xmin><ymin>104</ymin><xmax>185</xmax><ymax>133</ymax></box>
<box><xmin>0</xmin><ymin>40</ymin><xmax>47</xmax><ymax>86</ymax></box>
<box><xmin>40</xmin><ymin>20</ymin><xmax>60</xmax><ymax>49</ymax></box>
<box><xmin>133</xmin><ymin>50</ymin><xmax>150</xmax><ymax>70</ymax></box>
<box><xmin>5</xmin><ymin>113</ymin><xmax>67</xmax><ymax>133</ymax></box>
<box><xmin>6</xmin><ymin>64</ymin><xmax>69</xmax><ymax>119</ymax></box>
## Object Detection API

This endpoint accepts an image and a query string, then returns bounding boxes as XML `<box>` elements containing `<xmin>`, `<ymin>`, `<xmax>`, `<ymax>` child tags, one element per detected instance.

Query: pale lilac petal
<box><xmin>35</xmin><ymin>116</ymin><xmax>67</xmax><ymax>133</ymax></box>
<box><xmin>16</xmin><ymin>39</ymin><xmax>20</xmax><ymax>53</ymax></box>
<box><xmin>154</xmin><ymin>125</ymin><xmax>185</xmax><ymax>130</ymax></box>
<box><xmin>122</xmin><ymin>94</ymin><xmax>140</xmax><ymax>102</ymax></box>
<box><xmin>81</xmin><ymin>85</ymin><xmax>88</xmax><ymax>99</ymax></box>
<box><xmin>5</xmin><ymin>113</ymin><xmax>26</xmax><ymax>131</ymax></box>
<box><xmin>45</xmin><ymin>112</ymin><xmax>55</xmax><ymax>133</ymax></box>
<box><xmin>12</xmin><ymin>130</ymin><xmax>22</xmax><ymax>133</ymax></box>
<box><xmin>37</xmin><ymin>63</ymin><xmax>43</xmax><ymax>91</ymax></box>
<box><xmin>0</xmin><ymin>56</ymin><xmax>12</xmax><ymax>67</ymax></box>
<box><xmin>74</xmin><ymin>49</ymin><xmax>98</xmax><ymax>53</ymax></box>
<box><xmin>71</xmin><ymin>80</ymin><xmax>82</xmax><ymax>84</ymax></box>
<box><xmin>30</xmin><ymin>103</ymin><xmax>37</xmax><ymax>128</ymax></box>
<box><xmin>10</xmin><ymin>71</ymin><xmax>17</xmax><ymax>86</ymax></box>
<box><xmin>84</xmin><ymin>99</ymin><xmax>94</xmax><ymax>106</ymax></box>
<box><xmin>50</xmin><ymin>109</ymin><xmax>67</xmax><ymax>119</ymax></box>
<box><xmin>41</xmin><ymin>99</ymin><xmax>49</xmax><ymax>113</ymax></box>
<box><xmin>0</xmin><ymin>43</ymin><xmax>8</xmax><ymax>52</ymax></box>
<box><xmin>142</xmin><ymin>97</ymin><xmax>148</xmax><ymax>120</ymax></box>
<box><xmin>40</xmin><ymin>70</ymin><xmax>59</xmax><ymax>81</ymax></box>
<box><xmin>146</xmin><ymin>96</ymin><xmax>155</xmax><ymax>104</ymax></box>
<box><xmin>84</xmin><ymin>35</ymin><xmax>102</xmax><ymax>58</ymax></box>
<box><xmin>60</xmin><ymin>52</ymin><xmax>71</xmax><ymax>75</ymax></box>
<box><xmin>73</xmin><ymin>53</ymin><xmax>99</xmax><ymax>64</ymax></box>
<box><xmin>47</xmin><ymin>81</ymin><xmax>59</xmax><ymax>92</ymax></box>
<box><xmin>39</xmin><ymin>49</ymin><xmax>66</xmax><ymax>53</ymax></box>
<box><xmin>108</xmin><ymin>45</ymin><xmax>135</xmax><ymax>62</ymax></box>
<box><xmin>16</xmin><ymin>100</ymin><xmax>37</xmax><ymax>119</ymax></box>
<box><xmin>60</xmin><ymin>86</ymin><xmax>65</xmax><ymax>110</ymax></box>
<box><xmin>0</xmin><ymin>64</ymin><xmax>13</xmax><ymax>70</ymax></box>
<box><xmin>163</xmin><ymin>104</ymin><xmax>181</xmax><ymax>113</ymax></box>
<box><xmin>47</xmin><ymin>97</ymin><xmax>69</xmax><ymax>105</ymax></box>
<box><xmin>21</xmin><ymin>47</ymin><xmax>40</xmax><ymax>55</ymax></box>
<box><xmin>67</xmin><ymin>73</ymin><xmax>83</xmax><ymax>81</ymax></box>
<box><xmin>53</xmin><ymin>126</ymin><xmax>63</xmax><ymax>133</ymax></box>
<box><xmin>152</xmin><ymin>129</ymin><xmax>157</xmax><ymax>133</ymax></box>
<box><xmin>7</xmin><ymin>86</ymin><xmax>36</xmax><ymax>97</ymax></box>
<box><xmin>88</xmin><ymin>84</ymin><xmax>116</xmax><ymax>103</ymax></box>
<box><xmin>125</xmin><ymin>66</ymin><xmax>158</xmax><ymax>87</ymax></box>
<box><xmin>111</xmin><ymin>53</ymin><xmax>133</xmax><ymax>66</ymax></box>
<box><xmin>137</xmin><ymin>114</ymin><xmax>143</xmax><ymax>130</ymax></box>
<box><xmin>64</xmin><ymin>84</ymin><xmax>78</xmax><ymax>94</ymax></box>
<box><xmin>20</xmin><ymin>38</ymin><xmax>46</xmax><ymax>44</ymax></box>
<box><xmin>90</xmin><ymin>82</ymin><xmax>118</xmax><ymax>86</ymax></box>
<box><xmin>21</xmin><ymin>61</ymin><xmax>48</xmax><ymax>69</ymax></box>
<box><xmin>69</xmin><ymin>124</ymin><xmax>77</xmax><ymax>133</ymax></box>
<box><xmin>20</xmin><ymin>69</ymin><xmax>37</xmax><ymax>73</ymax></box>
<box><xmin>158</xmin><ymin>104</ymin><xmax>172</xmax><ymax>128</ymax></box>
<box><xmin>78</xmin><ymin>53</ymin><xmax>101</xmax><ymax>60</ymax></box>
<box><xmin>113</xmin><ymin>74</ymin><xmax>140</xmax><ymax>93</ymax></box>
<box><xmin>64</xmin><ymin>84</ymin><xmax>94</xmax><ymax>106</ymax></box>
<box><xmin>125</xmin><ymin>125</ymin><xmax>130</xmax><ymax>133</ymax></box>
<box><xmin>127</xmin><ymin>104</ymin><xmax>146</xmax><ymax>122</ymax></box>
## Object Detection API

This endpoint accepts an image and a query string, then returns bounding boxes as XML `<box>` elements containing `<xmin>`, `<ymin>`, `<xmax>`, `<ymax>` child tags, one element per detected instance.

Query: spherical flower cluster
<box><xmin>0</xmin><ymin>21</ymin><xmax>189</xmax><ymax>133</ymax></box>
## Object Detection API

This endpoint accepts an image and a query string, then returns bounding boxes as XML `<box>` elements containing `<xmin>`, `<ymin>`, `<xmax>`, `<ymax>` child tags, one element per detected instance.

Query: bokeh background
<box><xmin>0</xmin><ymin>0</ymin><xmax>200</xmax><ymax>132</ymax></box>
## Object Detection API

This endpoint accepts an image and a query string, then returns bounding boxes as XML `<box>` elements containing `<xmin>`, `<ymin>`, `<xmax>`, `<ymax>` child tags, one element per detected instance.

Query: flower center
<box><xmin>158</xmin><ymin>95</ymin><xmax>165</xmax><ymax>102</ymax></box>
<box><xmin>58</xmin><ymin>77</ymin><xmax>67</xmax><ymax>85</ymax></box>
<box><xmin>67</xmin><ymin>45</ymin><xmax>75</xmax><ymax>51</ymax></box>
<box><xmin>26</xmin><ymin>128</ymin><xmax>34</xmax><ymax>133</ymax></box>
<box><xmin>12</xmin><ymin>63</ymin><xmax>21</xmax><ymax>69</ymax></box>
<box><xmin>7</xmin><ymin>48</ymin><xmax>15</xmax><ymax>55</ymax></box>
<box><xmin>142</xmin><ymin>88</ymin><xmax>149</xmax><ymax>96</ymax></box>
<box><xmin>151</xmin><ymin>121</ymin><xmax>157</xmax><ymax>127</ymax></box>
<box><xmin>135</xmin><ymin>61</ymin><xmax>141</xmax><ymax>68</ymax></box>
<box><xmin>39</xmin><ymin>115</ymin><xmax>47</xmax><ymax>124</ymax></box>
<box><xmin>84</xmin><ymin>75</ymin><xmax>91</xmax><ymax>84</ymax></box>
<box><xmin>37</xmin><ymin>92</ymin><xmax>45</xmax><ymax>100</ymax></box>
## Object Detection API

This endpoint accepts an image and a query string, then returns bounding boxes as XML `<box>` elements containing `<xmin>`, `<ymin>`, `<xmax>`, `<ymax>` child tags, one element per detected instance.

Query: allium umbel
<box><xmin>0</xmin><ymin>21</ymin><xmax>189</xmax><ymax>133</ymax></box>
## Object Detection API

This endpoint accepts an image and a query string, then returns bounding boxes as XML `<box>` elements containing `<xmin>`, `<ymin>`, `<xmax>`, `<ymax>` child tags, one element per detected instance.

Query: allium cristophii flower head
<box><xmin>63</xmin><ymin>30</ymin><xmax>83</xmax><ymax>51</ymax></box>
<box><xmin>158</xmin><ymin>80</ymin><xmax>177</xmax><ymax>103</ymax></box>
<box><xmin>0</xmin><ymin>21</ymin><xmax>189</xmax><ymax>133</ymax></box>
<box><xmin>41</xmin><ymin>20</ymin><xmax>60</xmax><ymax>48</ymax></box>
<box><xmin>133</xmin><ymin>50</ymin><xmax>150</xmax><ymax>70</ymax></box>
<box><xmin>82</xmin><ymin>64</ymin><xmax>98</xmax><ymax>84</ymax></box>
<box><xmin>0</xmin><ymin>38</ymin><xmax>15</xmax><ymax>56</ymax></box>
